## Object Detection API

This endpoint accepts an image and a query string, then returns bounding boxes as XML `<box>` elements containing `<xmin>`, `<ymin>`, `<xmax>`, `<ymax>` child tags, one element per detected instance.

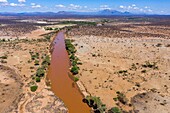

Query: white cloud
<box><xmin>148</xmin><ymin>9</ymin><xmax>153</xmax><ymax>12</ymax></box>
<box><xmin>55</xmin><ymin>4</ymin><xmax>65</xmax><ymax>8</ymax></box>
<box><xmin>55</xmin><ymin>4</ymin><xmax>90</xmax><ymax>11</ymax></box>
<box><xmin>120</xmin><ymin>4</ymin><xmax>140</xmax><ymax>10</ymax></box>
<box><xmin>132</xmin><ymin>4</ymin><xmax>136</xmax><ymax>7</ymax></box>
<box><xmin>133</xmin><ymin>7</ymin><xmax>139</xmax><ymax>10</ymax></box>
<box><xmin>32</xmin><ymin>4</ymin><xmax>41</xmax><ymax>8</ymax></box>
<box><xmin>128</xmin><ymin>6</ymin><xmax>132</xmax><ymax>9</ymax></box>
<box><xmin>31</xmin><ymin>3</ymin><xmax>35</xmax><ymax>6</ymax></box>
<box><xmin>9</xmin><ymin>3</ymin><xmax>18</xmax><ymax>7</ymax></box>
<box><xmin>18</xmin><ymin>0</ymin><xmax>25</xmax><ymax>3</ymax></box>
<box><xmin>55</xmin><ymin>4</ymin><xmax>89</xmax><ymax>11</ymax></box>
<box><xmin>10</xmin><ymin>3</ymin><xmax>17</xmax><ymax>6</ymax></box>
<box><xmin>120</xmin><ymin>4</ymin><xmax>137</xmax><ymax>10</ymax></box>
<box><xmin>0</xmin><ymin>0</ymin><xmax>7</xmax><ymax>3</ymax></box>
<box><xmin>119</xmin><ymin>4</ymin><xmax>153</xmax><ymax>13</ymax></box>
<box><xmin>120</xmin><ymin>5</ymin><xmax>125</xmax><ymax>9</ymax></box>
<box><xmin>31</xmin><ymin>3</ymin><xmax>41</xmax><ymax>8</ymax></box>
<box><xmin>1</xmin><ymin>2</ymin><xmax>25</xmax><ymax>7</ymax></box>
<box><xmin>69</xmin><ymin>4</ymin><xmax>82</xmax><ymax>9</ymax></box>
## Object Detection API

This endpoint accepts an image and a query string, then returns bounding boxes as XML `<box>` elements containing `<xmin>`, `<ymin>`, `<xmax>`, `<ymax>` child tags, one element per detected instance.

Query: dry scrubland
<box><xmin>0</xmin><ymin>16</ymin><xmax>170</xmax><ymax>113</ymax></box>
<box><xmin>0</xmin><ymin>17</ymin><xmax>68</xmax><ymax>113</ymax></box>
<box><xmin>0</xmin><ymin>36</ymin><xmax>68</xmax><ymax>113</ymax></box>
<box><xmin>66</xmin><ymin>18</ymin><xmax>170</xmax><ymax>112</ymax></box>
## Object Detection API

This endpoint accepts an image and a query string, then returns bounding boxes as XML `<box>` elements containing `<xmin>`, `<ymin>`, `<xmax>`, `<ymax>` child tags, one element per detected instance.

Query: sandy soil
<box><xmin>0</xmin><ymin>27</ymin><xmax>68</xmax><ymax>113</ymax></box>
<box><xmin>0</xmin><ymin>65</ymin><xmax>22</xmax><ymax>113</ymax></box>
<box><xmin>69</xmin><ymin>28</ymin><xmax>170</xmax><ymax>112</ymax></box>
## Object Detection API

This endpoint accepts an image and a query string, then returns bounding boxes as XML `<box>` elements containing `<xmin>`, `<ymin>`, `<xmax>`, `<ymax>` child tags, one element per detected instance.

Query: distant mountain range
<box><xmin>0</xmin><ymin>10</ymin><xmax>144</xmax><ymax>16</ymax></box>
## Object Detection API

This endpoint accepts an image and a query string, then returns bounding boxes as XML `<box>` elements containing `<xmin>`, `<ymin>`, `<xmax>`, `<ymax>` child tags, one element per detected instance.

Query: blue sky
<box><xmin>0</xmin><ymin>0</ymin><xmax>169</xmax><ymax>14</ymax></box>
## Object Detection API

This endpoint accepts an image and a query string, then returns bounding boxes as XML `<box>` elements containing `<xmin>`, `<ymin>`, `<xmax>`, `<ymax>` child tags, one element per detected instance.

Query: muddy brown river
<box><xmin>47</xmin><ymin>32</ymin><xmax>91</xmax><ymax>113</ymax></box>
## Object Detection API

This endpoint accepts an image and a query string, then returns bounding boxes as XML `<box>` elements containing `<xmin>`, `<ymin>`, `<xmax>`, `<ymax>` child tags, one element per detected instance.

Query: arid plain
<box><xmin>0</xmin><ymin>16</ymin><xmax>170</xmax><ymax>113</ymax></box>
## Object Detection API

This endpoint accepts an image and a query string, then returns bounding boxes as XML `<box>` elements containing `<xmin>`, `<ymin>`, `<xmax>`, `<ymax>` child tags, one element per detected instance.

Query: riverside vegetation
<box><xmin>65</xmin><ymin>39</ymin><xmax>81</xmax><ymax>82</ymax></box>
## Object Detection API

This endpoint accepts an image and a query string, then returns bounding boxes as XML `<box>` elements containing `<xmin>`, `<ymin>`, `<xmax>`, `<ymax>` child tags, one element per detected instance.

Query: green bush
<box><xmin>44</xmin><ymin>27</ymin><xmax>53</xmax><ymax>30</ymax></box>
<box><xmin>36</xmin><ymin>68</ymin><xmax>45</xmax><ymax>77</ymax></box>
<box><xmin>72</xmin><ymin>60</ymin><xmax>78</xmax><ymax>66</ymax></box>
<box><xmin>28</xmin><ymin>60</ymin><xmax>32</xmax><ymax>63</ymax></box>
<box><xmin>31</xmin><ymin>55</ymin><xmax>38</xmax><ymax>60</ymax></box>
<box><xmin>141</xmin><ymin>70</ymin><xmax>146</xmax><ymax>73</ymax></box>
<box><xmin>118</xmin><ymin>70</ymin><xmax>127</xmax><ymax>74</ymax></box>
<box><xmin>70</xmin><ymin>54</ymin><xmax>76</xmax><ymax>60</ymax></box>
<box><xmin>36</xmin><ymin>77</ymin><xmax>41</xmax><ymax>82</ymax></box>
<box><xmin>113</xmin><ymin>97</ymin><xmax>118</xmax><ymax>101</ymax></box>
<box><xmin>2</xmin><ymin>39</ymin><xmax>5</xmax><ymax>42</ymax></box>
<box><xmin>34</xmin><ymin>60</ymin><xmax>39</xmax><ymax>65</ymax></box>
<box><xmin>54</xmin><ymin>28</ymin><xmax>60</xmax><ymax>30</ymax></box>
<box><xmin>44</xmin><ymin>35</ymin><xmax>51</xmax><ymax>41</ymax></box>
<box><xmin>118</xmin><ymin>70</ymin><xmax>128</xmax><ymax>76</ymax></box>
<box><xmin>42</xmin><ymin>55</ymin><xmax>50</xmax><ymax>66</ymax></box>
<box><xmin>77</xmin><ymin>62</ymin><xmax>82</xmax><ymax>65</ymax></box>
<box><xmin>85</xmin><ymin>96</ymin><xmax>106</xmax><ymax>112</ymax></box>
<box><xmin>30</xmin><ymin>85</ymin><xmax>38</xmax><ymax>92</ymax></box>
<box><xmin>30</xmin><ymin>52</ymin><xmax>39</xmax><ymax>60</ymax></box>
<box><xmin>71</xmin><ymin>66</ymin><xmax>79</xmax><ymax>75</ymax></box>
<box><xmin>116</xmin><ymin>92</ymin><xmax>128</xmax><ymax>105</ymax></box>
<box><xmin>0</xmin><ymin>60</ymin><xmax>7</xmax><ymax>63</ymax></box>
<box><xmin>142</xmin><ymin>61</ymin><xmax>158</xmax><ymax>69</ymax></box>
<box><xmin>65</xmin><ymin>39</ymin><xmax>76</xmax><ymax>55</ymax></box>
<box><xmin>74</xmin><ymin>76</ymin><xmax>79</xmax><ymax>82</ymax></box>
<box><xmin>108</xmin><ymin>107</ymin><xmax>121</xmax><ymax>113</ymax></box>
<box><xmin>0</xmin><ymin>55</ymin><xmax>7</xmax><ymax>59</ymax></box>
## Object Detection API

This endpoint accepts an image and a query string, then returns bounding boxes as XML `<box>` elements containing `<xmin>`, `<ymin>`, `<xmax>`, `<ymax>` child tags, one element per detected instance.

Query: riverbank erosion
<box><xmin>47</xmin><ymin>31</ymin><xmax>91</xmax><ymax>113</ymax></box>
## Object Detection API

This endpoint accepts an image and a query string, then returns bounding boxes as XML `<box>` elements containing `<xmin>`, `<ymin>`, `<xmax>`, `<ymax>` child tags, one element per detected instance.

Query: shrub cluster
<box><xmin>30</xmin><ymin>52</ymin><xmax>39</xmax><ymax>60</ymax></box>
<box><xmin>29</xmin><ymin>51</ymin><xmax>51</xmax><ymax>92</ymax></box>
<box><xmin>0</xmin><ymin>38</ymin><xmax>6</xmax><ymax>42</ymax></box>
<box><xmin>65</xmin><ymin>39</ymin><xmax>81</xmax><ymax>76</ymax></box>
<box><xmin>117</xmin><ymin>70</ymin><xmax>128</xmax><ymax>76</ymax></box>
<box><xmin>44</xmin><ymin>27</ymin><xmax>53</xmax><ymax>30</ymax></box>
<box><xmin>0</xmin><ymin>55</ymin><xmax>8</xmax><ymax>63</ymax></box>
<box><xmin>44</xmin><ymin>35</ymin><xmax>51</xmax><ymax>42</ymax></box>
<box><xmin>83</xmin><ymin>96</ymin><xmax>106</xmax><ymax>113</ymax></box>
<box><xmin>0</xmin><ymin>55</ymin><xmax>8</xmax><ymax>59</ymax></box>
<box><xmin>142</xmin><ymin>61</ymin><xmax>158</xmax><ymax>69</ymax></box>
<box><xmin>30</xmin><ymin>85</ymin><xmax>38</xmax><ymax>92</ymax></box>
<box><xmin>108</xmin><ymin>107</ymin><xmax>122</xmax><ymax>113</ymax></box>
<box><xmin>116</xmin><ymin>91</ymin><xmax>128</xmax><ymax>105</ymax></box>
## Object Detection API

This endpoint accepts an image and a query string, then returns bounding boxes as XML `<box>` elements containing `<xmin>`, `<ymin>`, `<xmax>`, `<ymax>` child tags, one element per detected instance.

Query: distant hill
<box><xmin>98</xmin><ymin>9</ymin><xmax>132</xmax><ymax>15</ymax></box>
<box><xmin>0</xmin><ymin>10</ymin><xmax>140</xmax><ymax>16</ymax></box>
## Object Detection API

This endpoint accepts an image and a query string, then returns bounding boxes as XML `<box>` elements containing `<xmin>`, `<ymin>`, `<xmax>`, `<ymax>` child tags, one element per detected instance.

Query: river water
<box><xmin>47</xmin><ymin>32</ymin><xmax>90</xmax><ymax>113</ymax></box>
